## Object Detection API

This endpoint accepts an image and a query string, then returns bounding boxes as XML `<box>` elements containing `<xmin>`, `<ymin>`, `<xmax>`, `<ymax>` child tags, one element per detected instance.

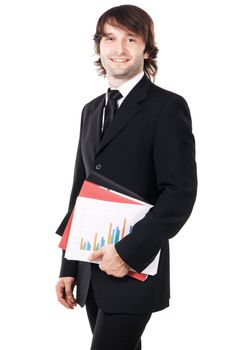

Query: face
<box><xmin>99</xmin><ymin>23</ymin><xmax>148</xmax><ymax>85</ymax></box>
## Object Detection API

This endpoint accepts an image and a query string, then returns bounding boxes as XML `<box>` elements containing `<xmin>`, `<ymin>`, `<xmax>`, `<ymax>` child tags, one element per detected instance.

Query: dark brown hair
<box><xmin>93</xmin><ymin>5</ymin><xmax>159</xmax><ymax>81</ymax></box>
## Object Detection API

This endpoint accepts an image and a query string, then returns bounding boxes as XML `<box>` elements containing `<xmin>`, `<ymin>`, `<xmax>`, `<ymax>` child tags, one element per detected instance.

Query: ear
<box><xmin>144</xmin><ymin>51</ymin><xmax>149</xmax><ymax>59</ymax></box>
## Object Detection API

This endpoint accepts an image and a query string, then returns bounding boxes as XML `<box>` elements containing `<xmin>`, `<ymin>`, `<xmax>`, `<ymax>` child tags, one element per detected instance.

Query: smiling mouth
<box><xmin>110</xmin><ymin>58</ymin><xmax>130</xmax><ymax>63</ymax></box>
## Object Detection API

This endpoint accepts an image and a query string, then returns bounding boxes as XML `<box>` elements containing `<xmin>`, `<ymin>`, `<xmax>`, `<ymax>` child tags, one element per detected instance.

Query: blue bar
<box><xmin>101</xmin><ymin>237</ymin><xmax>105</xmax><ymax>247</ymax></box>
<box><xmin>115</xmin><ymin>227</ymin><xmax>120</xmax><ymax>243</ymax></box>
<box><xmin>129</xmin><ymin>225</ymin><xmax>133</xmax><ymax>234</ymax></box>
<box><xmin>87</xmin><ymin>242</ymin><xmax>91</xmax><ymax>251</ymax></box>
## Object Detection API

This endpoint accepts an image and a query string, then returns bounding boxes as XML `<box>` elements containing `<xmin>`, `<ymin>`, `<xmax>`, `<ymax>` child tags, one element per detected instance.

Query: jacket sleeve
<box><xmin>115</xmin><ymin>95</ymin><xmax>197</xmax><ymax>272</ymax></box>
<box><xmin>56</xmin><ymin>110</ymin><xmax>86</xmax><ymax>236</ymax></box>
<box><xmin>56</xmin><ymin>111</ymin><xmax>86</xmax><ymax>277</ymax></box>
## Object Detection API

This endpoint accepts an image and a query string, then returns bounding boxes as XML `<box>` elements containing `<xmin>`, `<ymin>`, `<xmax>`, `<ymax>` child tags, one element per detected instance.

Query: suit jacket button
<box><xmin>96</xmin><ymin>164</ymin><xmax>102</xmax><ymax>170</ymax></box>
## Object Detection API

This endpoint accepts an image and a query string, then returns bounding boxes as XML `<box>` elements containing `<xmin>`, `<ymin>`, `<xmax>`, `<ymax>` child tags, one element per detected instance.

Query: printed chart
<box><xmin>80</xmin><ymin>218</ymin><xmax>133</xmax><ymax>252</ymax></box>
<box><xmin>65</xmin><ymin>196</ymin><xmax>151</xmax><ymax>262</ymax></box>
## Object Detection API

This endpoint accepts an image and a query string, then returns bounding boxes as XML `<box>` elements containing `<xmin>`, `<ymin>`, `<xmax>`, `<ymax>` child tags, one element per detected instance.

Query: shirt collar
<box><xmin>106</xmin><ymin>71</ymin><xmax>144</xmax><ymax>106</ymax></box>
<box><xmin>116</xmin><ymin>71</ymin><xmax>144</xmax><ymax>99</ymax></box>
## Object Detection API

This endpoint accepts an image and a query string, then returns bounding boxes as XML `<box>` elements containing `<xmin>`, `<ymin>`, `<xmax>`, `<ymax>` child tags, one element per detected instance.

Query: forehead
<box><xmin>103</xmin><ymin>22</ymin><xmax>139</xmax><ymax>37</ymax></box>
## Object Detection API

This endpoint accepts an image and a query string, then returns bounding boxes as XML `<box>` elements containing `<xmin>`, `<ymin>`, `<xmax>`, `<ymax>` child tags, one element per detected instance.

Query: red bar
<box><xmin>121</xmin><ymin>218</ymin><xmax>127</xmax><ymax>239</ymax></box>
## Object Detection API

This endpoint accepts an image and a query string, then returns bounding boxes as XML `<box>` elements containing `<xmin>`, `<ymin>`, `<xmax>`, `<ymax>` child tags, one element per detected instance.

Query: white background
<box><xmin>0</xmin><ymin>0</ymin><xmax>227</xmax><ymax>349</ymax></box>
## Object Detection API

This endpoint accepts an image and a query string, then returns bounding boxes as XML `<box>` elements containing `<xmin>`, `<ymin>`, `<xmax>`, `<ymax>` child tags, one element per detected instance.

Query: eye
<box><xmin>106</xmin><ymin>36</ymin><xmax>114</xmax><ymax>41</ymax></box>
<box><xmin>128</xmin><ymin>37</ymin><xmax>136</xmax><ymax>43</ymax></box>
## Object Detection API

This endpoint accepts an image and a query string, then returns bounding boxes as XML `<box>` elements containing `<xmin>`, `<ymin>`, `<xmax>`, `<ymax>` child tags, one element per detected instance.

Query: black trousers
<box><xmin>85</xmin><ymin>283</ymin><xmax>152</xmax><ymax>350</ymax></box>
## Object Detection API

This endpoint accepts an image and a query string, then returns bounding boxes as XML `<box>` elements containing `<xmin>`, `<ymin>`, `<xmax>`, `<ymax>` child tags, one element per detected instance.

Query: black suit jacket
<box><xmin>56</xmin><ymin>75</ymin><xmax>197</xmax><ymax>313</ymax></box>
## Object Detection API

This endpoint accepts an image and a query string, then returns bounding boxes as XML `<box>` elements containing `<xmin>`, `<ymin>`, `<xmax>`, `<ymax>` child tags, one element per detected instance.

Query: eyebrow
<box><xmin>103</xmin><ymin>32</ymin><xmax>138</xmax><ymax>37</ymax></box>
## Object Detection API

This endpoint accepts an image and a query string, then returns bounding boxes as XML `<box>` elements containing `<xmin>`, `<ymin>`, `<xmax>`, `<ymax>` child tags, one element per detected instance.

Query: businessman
<box><xmin>55</xmin><ymin>5</ymin><xmax>197</xmax><ymax>350</ymax></box>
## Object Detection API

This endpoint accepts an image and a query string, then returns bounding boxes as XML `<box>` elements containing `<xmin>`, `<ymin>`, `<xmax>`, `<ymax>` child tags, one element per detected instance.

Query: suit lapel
<box><xmin>96</xmin><ymin>75</ymin><xmax>151</xmax><ymax>155</ymax></box>
<box><xmin>88</xmin><ymin>95</ymin><xmax>105</xmax><ymax>154</ymax></box>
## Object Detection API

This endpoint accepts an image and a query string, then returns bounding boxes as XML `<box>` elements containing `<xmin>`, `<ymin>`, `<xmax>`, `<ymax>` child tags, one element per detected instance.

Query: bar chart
<box><xmin>65</xmin><ymin>195</ymin><xmax>152</xmax><ymax>263</ymax></box>
<box><xmin>79</xmin><ymin>218</ymin><xmax>133</xmax><ymax>251</ymax></box>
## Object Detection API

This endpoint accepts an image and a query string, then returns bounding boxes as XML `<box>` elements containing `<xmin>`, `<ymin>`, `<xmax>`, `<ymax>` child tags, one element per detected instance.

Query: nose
<box><xmin>113</xmin><ymin>39</ymin><xmax>127</xmax><ymax>54</ymax></box>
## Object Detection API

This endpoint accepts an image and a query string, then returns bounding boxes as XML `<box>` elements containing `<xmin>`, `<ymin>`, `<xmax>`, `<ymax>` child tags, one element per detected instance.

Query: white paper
<box><xmin>65</xmin><ymin>196</ymin><xmax>160</xmax><ymax>276</ymax></box>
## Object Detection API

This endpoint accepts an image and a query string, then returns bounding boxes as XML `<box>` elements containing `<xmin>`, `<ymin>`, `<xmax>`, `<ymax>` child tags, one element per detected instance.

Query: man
<box><xmin>55</xmin><ymin>5</ymin><xmax>197</xmax><ymax>350</ymax></box>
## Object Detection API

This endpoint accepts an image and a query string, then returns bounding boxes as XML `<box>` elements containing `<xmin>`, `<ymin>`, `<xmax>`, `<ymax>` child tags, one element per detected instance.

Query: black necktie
<box><xmin>102</xmin><ymin>89</ymin><xmax>122</xmax><ymax>136</ymax></box>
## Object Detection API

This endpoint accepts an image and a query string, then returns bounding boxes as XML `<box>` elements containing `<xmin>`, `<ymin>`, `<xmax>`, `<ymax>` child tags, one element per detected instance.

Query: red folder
<box><xmin>59</xmin><ymin>209</ymin><xmax>74</xmax><ymax>250</ymax></box>
<box><xmin>59</xmin><ymin>180</ymin><xmax>148</xmax><ymax>282</ymax></box>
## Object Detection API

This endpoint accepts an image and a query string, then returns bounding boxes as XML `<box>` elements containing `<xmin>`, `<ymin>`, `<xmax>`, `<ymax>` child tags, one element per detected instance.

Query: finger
<box><xmin>66</xmin><ymin>295</ymin><xmax>77</xmax><ymax>307</ymax></box>
<box><xmin>112</xmin><ymin>268</ymin><xmax>129</xmax><ymax>278</ymax></box>
<box><xmin>99</xmin><ymin>263</ymin><xmax>105</xmax><ymax>271</ymax></box>
<box><xmin>65</xmin><ymin>282</ymin><xmax>77</xmax><ymax>305</ymax></box>
<box><xmin>59</xmin><ymin>296</ymin><xmax>74</xmax><ymax>309</ymax></box>
<box><xmin>56</xmin><ymin>281</ymin><xmax>76</xmax><ymax>309</ymax></box>
<box><xmin>56</xmin><ymin>284</ymin><xmax>74</xmax><ymax>309</ymax></box>
<box><xmin>88</xmin><ymin>249</ymin><xmax>103</xmax><ymax>261</ymax></box>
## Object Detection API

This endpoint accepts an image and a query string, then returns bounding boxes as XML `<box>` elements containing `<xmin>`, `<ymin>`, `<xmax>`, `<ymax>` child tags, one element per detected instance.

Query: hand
<box><xmin>56</xmin><ymin>277</ymin><xmax>77</xmax><ymax>309</ymax></box>
<box><xmin>88</xmin><ymin>244</ymin><xmax>130</xmax><ymax>278</ymax></box>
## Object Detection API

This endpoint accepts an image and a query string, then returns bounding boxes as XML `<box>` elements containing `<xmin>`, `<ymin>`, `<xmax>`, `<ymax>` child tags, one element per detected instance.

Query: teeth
<box><xmin>111</xmin><ymin>58</ymin><xmax>128</xmax><ymax>62</ymax></box>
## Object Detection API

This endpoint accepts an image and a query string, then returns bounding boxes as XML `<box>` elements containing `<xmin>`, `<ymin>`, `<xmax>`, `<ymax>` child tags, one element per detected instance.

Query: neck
<box><xmin>107</xmin><ymin>76</ymin><xmax>129</xmax><ymax>89</ymax></box>
<box><xmin>107</xmin><ymin>71</ymin><xmax>144</xmax><ymax>89</ymax></box>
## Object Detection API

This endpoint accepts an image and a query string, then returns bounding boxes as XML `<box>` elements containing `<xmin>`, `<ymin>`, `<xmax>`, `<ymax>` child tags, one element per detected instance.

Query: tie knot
<box><xmin>108</xmin><ymin>89</ymin><xmax>122</xmax><ymax>101</ymax></box>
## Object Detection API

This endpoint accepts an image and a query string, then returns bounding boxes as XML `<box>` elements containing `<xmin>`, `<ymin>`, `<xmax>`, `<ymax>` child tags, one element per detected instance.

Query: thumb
<box><xmin>89</xmin><ymin>249</ymin><xmax>103</xmax><ymax>261</ymax></box>
<box><xmin>64</xmin><ymin>278</ymin><xmax>75</xmax><ymax>299</ymax></box>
